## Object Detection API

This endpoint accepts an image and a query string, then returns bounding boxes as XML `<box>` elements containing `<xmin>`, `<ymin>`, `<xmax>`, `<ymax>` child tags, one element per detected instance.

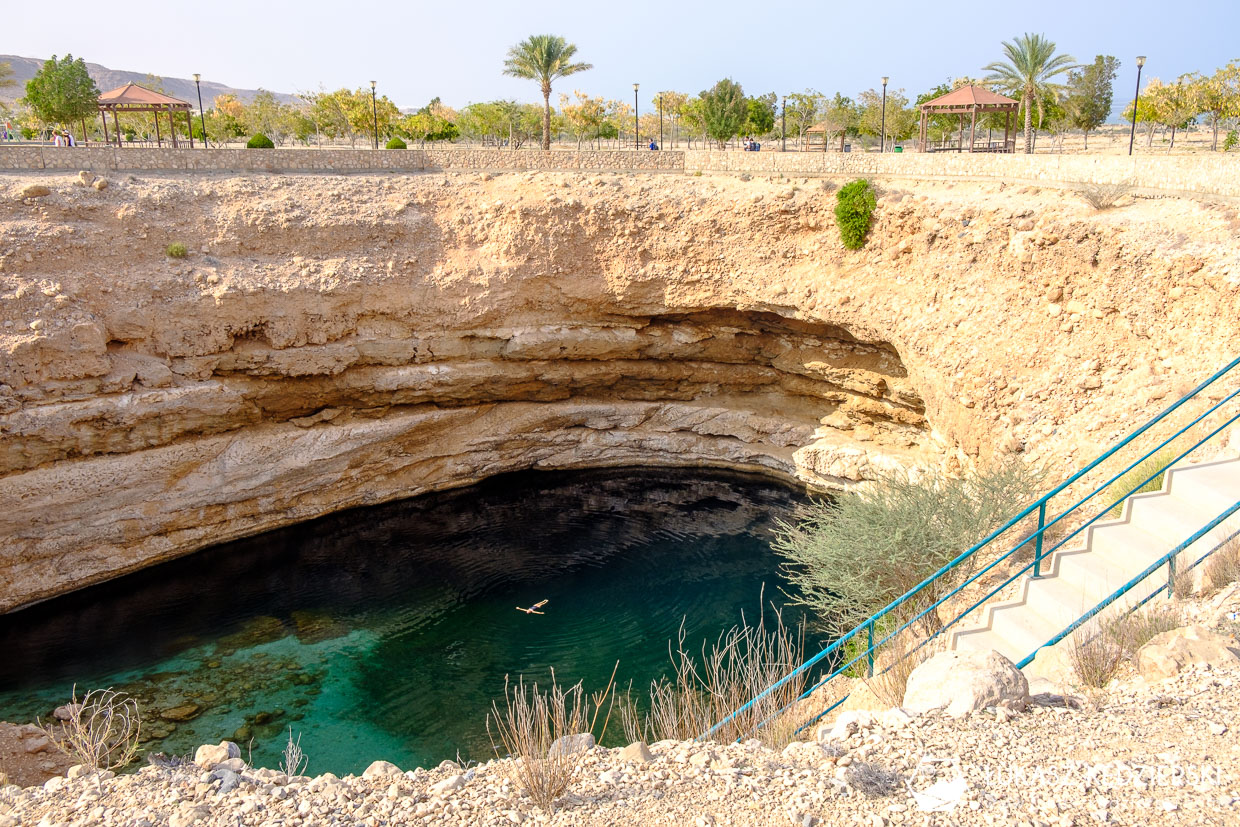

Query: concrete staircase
<box><xmin>950</xmin><ymin>457</ymin><xmax>1240</xmax><ymax>663</ymax></box>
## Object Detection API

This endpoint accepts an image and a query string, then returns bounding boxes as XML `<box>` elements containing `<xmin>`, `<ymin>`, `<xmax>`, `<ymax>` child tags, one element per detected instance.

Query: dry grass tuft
<box><xmin>846</xmin><ymin>761</ymin><xmax>904</xmax><ymax>797</ymax></box>
<box><xmin>487</xmin><ymin>666</ymin><xmax>617</xmax><ymax>813</ymax></box>
<box><xmin>1205</xmin><ymin>539</ymin><xmax>1240</xmax><ymax>593</ymax></box>
<box><xmin>860</xmin><ymin>629</ymin><xmax>942</xmax><ymax>709</ymax></box>
<box><xmin>618</xmin><ymin>607</ymin><xmax>806</xmax><ymax>749</ymax></box>
<box><xmin>1071</xmin><ymin>605</ymin><xmax>1182</xmax><ymax>688</ymax></box>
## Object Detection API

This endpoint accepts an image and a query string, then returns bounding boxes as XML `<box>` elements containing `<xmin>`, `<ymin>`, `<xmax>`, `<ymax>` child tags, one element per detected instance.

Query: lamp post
<box><xmin>880</xmin><ymin>76</ymin><xmax>889</xmax><ymax>153</ymax></box>
<box><xmin>193</xmin><ymin>73</ymin><xmax>206</xmax><ymax>148</ymax></box>
<box><xmin>781</xmin><ymin>95</ymin><xmax>786</xmax><ymax>152</ymax></box>
<box><xmin>1128</xmin><ymin>56</ymin><xmax>1146</xmax><ymax>156</ymax></box>
<box><xmin>633</xmin><ymin>83</ymin><xmax>640</xmax><ymax>149</ymax></box>
<box><xmin>658</xmin><ymin>93</ymin><xmax>663</xmax><ymax>149</ymax></box>
<box><xmin>370</xmin><ymin>80</ymin><xmax>378</xmax><ymax>150</ymax></box>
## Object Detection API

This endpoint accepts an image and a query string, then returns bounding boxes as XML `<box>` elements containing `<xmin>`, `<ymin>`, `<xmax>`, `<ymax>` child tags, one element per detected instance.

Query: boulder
<box><xmin>209</xmin><ymin>768</ymin><xmax>241</xmax><ymax>794</ymax></box>
<box><xmin>76</xmin><ymin>171</ymin><xmax>96</xmax><ymax>187</ymax></box>
<box><xmin>213</xmin><ymin>758</ymin><xmax>246</xmax><ymax>773</ymax></box>
<box><xmin>619</xmin><ymin>740</ymin><xmax>654</xmax><ymax>763</ymax></box>
<box><xmin>818</xmin><ymin>710</ymin><xmax>875</xmax><ymax>742</ymax></box>
<box><xmin>902</xmin><ymin>650</ymin><xmax>1028</xmax><ymax>717</ymax></box>
<box><xmin>92</xmin><ymin>178</ymin><xmax>108</xmax><ymax>191</ymax></box>
<box><xmin>194</xmin><ymin>741</ymin><xmax>240</xmax><ymax>768</ymax></box>
<box><xmin>1136</xmin><ymin>625</ymin><xmax>1240</xmax><ymax>680</ymax></box>
<box><xmin>20</xmin><ymin>185</ymin><xmax>51</xmax><ymax>199</ymax></box>
<box><xmin>53</xmin><ymin>703</ymin><xmax>82</xmax><ymax>721</ymax></box>
<box><xmin>548</xmin><ymin>732</ymin><xmax>595</xmax><ymax>757</ymax></box>
<box><xmin>362</xmin><ymin>760</ymin><xmax>402</xmax><ymax>779</ymax></box>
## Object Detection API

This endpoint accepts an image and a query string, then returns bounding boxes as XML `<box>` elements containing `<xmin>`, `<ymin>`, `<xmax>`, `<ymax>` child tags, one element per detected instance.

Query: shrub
<box><xmin>773</xmin><ymin>458</ymin><xmax>1045</xmax><ymax>636</ymax></box>
<box><xmin>1078</xmin><ymin>180</ymin><xmax>1133</xmax><ymax>210</ymax></box>
<box><xmin>1224</xmin><ymin>130</ymin><xmax>1238</xmax><ymax>152</ymax></box>
<box><xmin>846</xmin><ymin>761</ymin><xmax>904</xmax><ymax>797</ymax></box>
<box><xmin>38</xmin><ymin>686</ymin><xmax>142</xmax><ymax>772</ymax></box>
<box><xmin>166</xmin><ymin>242</ymin><xmax>187</xmax><ymax>258</ymax></box>
<box><xmin>246</xmin><ymin>133</ymin><xmax>275</xmax><ymax>149</ymax></box>
<box><xmin>1071</xmin><ymin>605</ymin><xmax>1181</xmax><ymax>688</ymax></box>
<box><xmin>487</xmin><ymin>673</ymin><xmax>595</xmax><ymax>812</ymax></box>
<box><xmin>280</xmin><ymin>726</ymin><xmax>307</xmax><ymax>776</ymax></box>
<box><xmin>385</xmin><ymin>136</ymin><xmax>407</xmax><ymax>150</ymax></box>
<box><xmin>834</xmin><ymin>179</ymin><xmax>877</xmax><ymax>250</ymax></box>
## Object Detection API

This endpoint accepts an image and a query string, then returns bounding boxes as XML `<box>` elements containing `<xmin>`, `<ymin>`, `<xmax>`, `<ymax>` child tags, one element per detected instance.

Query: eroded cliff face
<box><xmin>1</xmin><ymin>171</ymin><xmax>1238</xmax><ymax>611</ymax></box>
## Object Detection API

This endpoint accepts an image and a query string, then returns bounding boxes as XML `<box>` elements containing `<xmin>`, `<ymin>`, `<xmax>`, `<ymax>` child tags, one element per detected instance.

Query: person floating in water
<box><xmin>517</xmin><ymin>599</ymin><xmax>548</xmax><ymax>615</ymax></box>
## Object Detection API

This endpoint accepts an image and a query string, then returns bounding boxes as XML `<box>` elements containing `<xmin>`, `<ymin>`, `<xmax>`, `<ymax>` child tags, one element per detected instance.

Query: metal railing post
<box><xmin>1168</xmin><ymin>555</ymin><xmax>1177</xmax><ymax>599</ymax></box>
<box><xmin>1033</xmin><ymin>502</ymin><xmax>1047</xmax><ymax>577</ymax></box>
<box><xmin>866</xmin><ymin>620</ymin><xmax>875</xmax><ymax>678</ymax></box>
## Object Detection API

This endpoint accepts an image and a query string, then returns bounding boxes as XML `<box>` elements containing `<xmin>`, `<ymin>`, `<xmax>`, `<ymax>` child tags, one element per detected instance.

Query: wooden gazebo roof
<box><xmin>918</xmin><ymin>85</ymin><xmax>1018</xmax><ymax>114</ymax></box>
<box><xmin>98</xmin><ymin>83</ymin><xmax>193</xmax><ymax>111</ymax></box>
<box><xmin>97</xmin><ymin>84</ymin><xmax>196</xmax><ymax>148</ymax></box>
<box><xmin>917</xmin><ymin>85</ymin><xmax>1018</xmax><ymax>154</ymax></box>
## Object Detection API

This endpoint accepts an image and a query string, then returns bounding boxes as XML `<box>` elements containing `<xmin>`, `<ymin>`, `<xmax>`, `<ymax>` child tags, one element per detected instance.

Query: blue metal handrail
<box><xmin>703</xmin><ymin>355</ymin><xmax>1240</xmax><ymax>741</ymax></box>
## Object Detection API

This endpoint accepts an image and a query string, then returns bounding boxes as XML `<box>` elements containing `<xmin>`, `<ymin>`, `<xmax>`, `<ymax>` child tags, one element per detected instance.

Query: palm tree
<box><xmin>503</xmin><ymin>35</ymin><xmax>592</xmax><ymax>151</ymax></box>
<box><xmin>983</xmin><ymin>33</ymin><xmax>1076</xmax><ymax>154</ymax></box>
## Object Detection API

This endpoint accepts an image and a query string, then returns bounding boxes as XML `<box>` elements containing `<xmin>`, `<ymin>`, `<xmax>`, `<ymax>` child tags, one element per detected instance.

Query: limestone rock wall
<box><xmin>1</xmin><ymin>169</ymin><xmax>1237</xmax><ymax>611</ymax></box>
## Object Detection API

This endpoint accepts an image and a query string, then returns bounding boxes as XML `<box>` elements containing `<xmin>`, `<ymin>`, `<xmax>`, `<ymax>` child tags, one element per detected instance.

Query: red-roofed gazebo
<box><xmin>97</xmin><ymin>83</ymin><xmax>196</xmax><ymax>148</ymax></box>
<box><xmin>917</xmin><ymin>85</ymin><xmax>1019</xmax><ymax>153</ymax></box>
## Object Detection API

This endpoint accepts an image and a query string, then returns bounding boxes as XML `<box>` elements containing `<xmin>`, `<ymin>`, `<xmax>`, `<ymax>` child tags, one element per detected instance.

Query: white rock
<box><xmin>432</xmin><ymin>774</ymin><xmax>465</xmax><ymax>793</ymax></box>
<box><xmin>620</xmin><ymin>740</ymin><xmax>654</xmax><ymax>763</ymax></box>
<box><xmin>194</xmin><ymin>741</ymin><xmax>240</xmax><ymax>768</ymax></box>
<box><xmin>362</xmin><ymin>760</ymin><xmax>402</xmax><ymax>779</ymax></box>
<box><xmin>903</xmin><ymin>650</ymin><xmax>1028</xmax><ymax>717</ymax></box>
<box><xmin>548</xmin><ymin>732</ymin><xmax>595</xmax><ymax>756</ymax></box>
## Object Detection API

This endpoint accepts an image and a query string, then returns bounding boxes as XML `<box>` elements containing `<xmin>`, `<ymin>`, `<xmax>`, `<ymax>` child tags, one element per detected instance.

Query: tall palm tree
<box><xmin>983</xmin><ymin>33</ymin><xmax>1076</xmax><ymax>154</ymax></box>
<box><xmin>503</xmin><ymin>34</ymin><xmax>592</xmax><ymax>151</ymax></box>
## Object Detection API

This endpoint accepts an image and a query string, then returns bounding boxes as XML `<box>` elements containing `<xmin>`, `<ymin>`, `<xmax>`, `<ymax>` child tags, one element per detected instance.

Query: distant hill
<box><xmin>0</xmin><ymin>55</ymin><xmax>299</xmax><ymax>107</ymax></box>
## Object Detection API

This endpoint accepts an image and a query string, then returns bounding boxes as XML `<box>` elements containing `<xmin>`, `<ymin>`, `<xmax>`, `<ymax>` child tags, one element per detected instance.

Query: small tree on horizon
<box><xmin>983</xmin><ymin>33</ymin><xmax>1076</xmax><ymax>154</ymax></box>
<box><xmin>698</xmin><ymin>78</ymin><xmax>748</xmax><ymax>149</ymax></box>
<box><xmin>23</xmin><ymin>54</ymin><xmax>100</xmax><ymax>132</ymax></box>
<box><xmin>503</xmin><ymin>34</ymin><xmax>592</xmax><ymax>151</ymax></box>
<box><xmin>1065</xmin><ymin>55</ymin><xmax>1119</xmax><ymax>150</ymax></box>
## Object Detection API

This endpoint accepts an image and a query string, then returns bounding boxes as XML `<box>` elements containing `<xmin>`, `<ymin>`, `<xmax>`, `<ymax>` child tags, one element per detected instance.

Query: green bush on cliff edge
<box><xmin>834</xmin><ymin>179</ymin><xmax>877</xmax><ymax>250</ymax></box>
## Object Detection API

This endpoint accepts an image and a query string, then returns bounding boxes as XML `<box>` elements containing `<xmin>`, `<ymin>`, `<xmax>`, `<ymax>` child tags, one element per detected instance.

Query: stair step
<box><xmin>1130</xmin><ymin>488</ymin><xmax>1240</xmax><ymax>548</ymax></box>
<box><xmin>1167</xmin><ymin>460</ymin><xmax>1240</xmax><ymax>516</ymax></box>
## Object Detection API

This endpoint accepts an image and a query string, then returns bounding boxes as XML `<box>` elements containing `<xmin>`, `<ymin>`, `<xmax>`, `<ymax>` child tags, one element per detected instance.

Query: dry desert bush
<box><xmin>37</xmin><ymin>686</ymin><xmax>142</xmax><ymax>772</ymax></box>
<box><xmin>1078</xmin><ymin>180</ymin><xmax>1134</xmax><ymax>210</ymax></box>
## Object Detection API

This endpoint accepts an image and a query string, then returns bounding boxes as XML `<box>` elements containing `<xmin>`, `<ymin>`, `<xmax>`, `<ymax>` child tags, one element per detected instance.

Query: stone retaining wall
<box><xmin>2</xmin><ymin>145</ymin><xmax>1237</xmax><ymax>197</ymax></box>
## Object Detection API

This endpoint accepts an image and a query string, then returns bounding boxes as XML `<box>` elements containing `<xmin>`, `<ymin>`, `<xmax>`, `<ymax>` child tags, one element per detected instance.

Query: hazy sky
<box><xmin>8</xmin><ymin>0</ymin><xmax>1238</xmax><ymax>112</ymax></box>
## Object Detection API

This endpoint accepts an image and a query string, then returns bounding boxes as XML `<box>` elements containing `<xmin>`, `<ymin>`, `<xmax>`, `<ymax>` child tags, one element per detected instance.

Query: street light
<box><xmin>1128</xmin><ymin>56</ymin><xmax>1147</xmax><ymax>156</ymax></box>
<box><xmin>633</xmin><ymin>83</ymin><xmax>640</xmax><ymax>149</ymax></box>
<box><xmin>781</xmin><ymin>95</ymin><xmax>786</xmax><ymax>152</ymax></box>
<box><xmin>657</xmin><ymin>93</ymin><xmax>666</xmax><ymax>149</ymax></box>
<box><xmin>880</xmin><ymin>77</ymin><xmax>889</xmax><ymax>153</ymax></box>
<box><xmin>370</xmin><ymin>80</ymin><xmax>378</xmax><ymax>150</ymax></box>
<box><xmin>192</xmin><ymin>73</ymin><xmax>206</xmax><ymax>148</ymax></box>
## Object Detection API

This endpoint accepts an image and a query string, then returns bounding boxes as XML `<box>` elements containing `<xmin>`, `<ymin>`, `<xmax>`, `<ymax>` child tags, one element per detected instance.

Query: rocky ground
<box><xmin>2</xmin><ymin>587</ymin><xmax>1238</xmax><ymax>827</ymax></box>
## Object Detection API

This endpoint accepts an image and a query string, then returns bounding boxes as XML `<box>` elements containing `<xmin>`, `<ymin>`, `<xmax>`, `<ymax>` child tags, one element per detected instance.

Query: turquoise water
<box><xmin>0</xmin><ymin>467</ymin><xmax>809</xmax><ymax>776</ymax></box>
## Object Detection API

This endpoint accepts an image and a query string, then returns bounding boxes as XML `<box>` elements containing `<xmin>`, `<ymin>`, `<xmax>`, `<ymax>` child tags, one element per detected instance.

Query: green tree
<box><xmin>819</xmin><ymin>93</ymin><xmax>860</xmax><ymax>151</ymax></box>
<box><xmin>983</xmin><ymin>33</ymin><xmax>1076</xmax><ymax>153</ymax></box>
<box><xmin>698</xmin><ymin>78</ymin><xmax>748</xmax><ymax>149</ymax></box>
<box><xmin>858</xmin><ymin>87</ymin><xmax>915</xmax><ymax>149</ymax></box>
<box><xmin>242</xmin><ymin>90</ymin><xmax>300</xmax><ymax>145</ymax></box>
<box><xmin>654</xmin><ymin>91</ymin><xmax>691</xmax><ymax>147</ymax></box>
<box><xmin>1190</xmin><ymin>61</ymin><xmax>1240</xmax><ymax>151</ymax></box>
<box><xmin>397</xmin><ymin>97</ymin><xmax>459</xmax><ymax>145</ymax></box>
<box><xmin>1122</xmin><ymin>81</ymin><xmax>1161</xmax><ymax>148</ymax></box>
<box><xmin>458</xmin><ymin>100</ymin><xmax>543</xmax><ymax>148</ymax></box>
<box><xmin>23</xmin><ymin>54</ymin><xmax>100</xmax><ymax>130</ymax></box>
<box><xmin>560</xmin><ymin>90</ymin><xmax>607</xmax><ymax>149</ymax></box>
<box><xmin>782</xmin><ymin>90</ymin><xmax>824</xmax><ymax>148</ymax></box>
<box><xmin>1147</xmin><ymin>76</ymin><xmax>1198</xmax><ymax>150</ymax></box>
<box><xmin>1064</xmin><ymin>56</ymin><xmax>1119</xmax><ymax>149</ymax></box>
<box><xmin>302</xmin><ymin>88</ymin><xmax>398</xmax><ymax>147</ymax></box>
<box><xmin>743</xmin><ymin>92</ymin><xmax>777</xmax><ymax>138</ymax></box>
<box><xmin>502</xmin><ymin>34</ymin><xmax>592</xmax><ymax>150</ymax></box>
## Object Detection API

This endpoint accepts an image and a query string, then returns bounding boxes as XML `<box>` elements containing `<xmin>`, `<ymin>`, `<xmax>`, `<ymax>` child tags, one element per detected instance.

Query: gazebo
<box><xmin>917</xmin><ymin>85</ymin><xmax>1018</xmax><ymax>153</ymax></box>
<box><xmin>97</xmin><ymin>83</ymin><xmax>195</xmax><ymax>148</ymax></box>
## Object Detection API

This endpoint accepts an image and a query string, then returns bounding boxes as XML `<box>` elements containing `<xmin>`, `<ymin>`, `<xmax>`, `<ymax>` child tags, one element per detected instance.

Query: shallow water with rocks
<box><xmin>0</xmin><ymin>467</ymin><xmax>809</xmax><ymax>776</ymax></box>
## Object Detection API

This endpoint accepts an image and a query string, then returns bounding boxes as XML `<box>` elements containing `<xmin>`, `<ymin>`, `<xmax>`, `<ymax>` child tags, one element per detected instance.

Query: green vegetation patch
<box><xmin>834</xmin><ymin>179</ymin><xmax>877</xmax><ymax>250</ymax></box>
<box><xmin>246</xmin><ymin>133</ymin><xmax>275</xmax><ymax>149</ymax></box>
